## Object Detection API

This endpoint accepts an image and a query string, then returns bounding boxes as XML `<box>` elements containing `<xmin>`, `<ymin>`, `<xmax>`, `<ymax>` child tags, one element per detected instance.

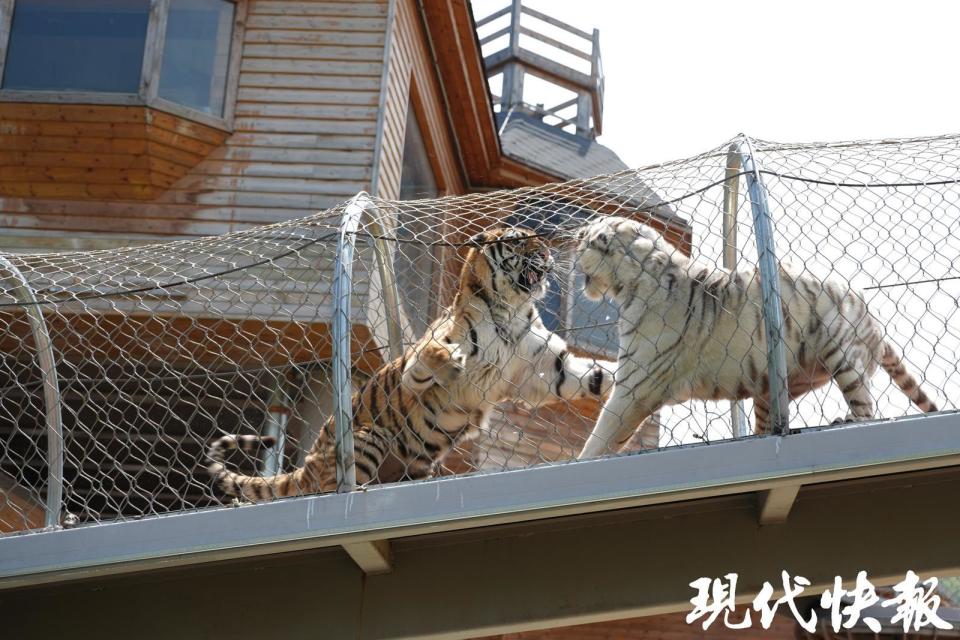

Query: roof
<box><xmin>496</xmin><ymin>110</ymin><xmax>683</xmax><ymax>230</ymax></box>
<box><xmin>497</xmin><ymin>110</ymin><xmax>629</xmax><ymax>180</ymax></box>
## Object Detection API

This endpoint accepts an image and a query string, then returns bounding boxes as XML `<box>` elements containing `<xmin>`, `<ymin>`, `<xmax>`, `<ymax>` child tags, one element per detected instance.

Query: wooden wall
<box><xmin>0</xmin><ymin>104</ymin><xmax>229</xmax><ymax>202</ymax></box>
<box><xmin>0</xmin><ymin>0</ymin><xmax>392</xmax><ymax>253</ymax></box>
<box><xmin>375</xmin><ymin>0</ymin><xmax>465</xmax><ymax>199</ymax></box>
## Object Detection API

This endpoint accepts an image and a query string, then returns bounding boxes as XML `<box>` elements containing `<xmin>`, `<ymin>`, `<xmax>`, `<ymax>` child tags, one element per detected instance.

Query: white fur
<box><xmin>575</xmin><ymin>216</ymin><xmax>934</xmax><ymax>459</ymax></box>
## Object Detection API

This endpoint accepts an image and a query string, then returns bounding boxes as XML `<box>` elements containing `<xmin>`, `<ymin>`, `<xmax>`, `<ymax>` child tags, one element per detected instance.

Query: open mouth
<box><xmin>515</xmin><ymin>250</ymin><xmax>552</xmax><ymax>293</ymax></box>
<box><xmin>520</xmin><ymin>258</ymin><xmax>551</xmax><ymax>292</ymax></box>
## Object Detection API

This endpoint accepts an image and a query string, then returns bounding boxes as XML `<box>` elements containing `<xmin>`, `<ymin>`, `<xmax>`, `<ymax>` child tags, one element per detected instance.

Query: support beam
<box><xmin>342</xmin><ymin>539</ymin><xmax>393</xmax><ymax>575</ymax></box>
<box><xmin>757</xmin><ymin>484</ymin><xmax>801</xmax><ymax>525</ymax></box>
<box><xmin>575</xmin><ymin>91</ymin><xmax>591</xmax><ymax>137</ymax></box>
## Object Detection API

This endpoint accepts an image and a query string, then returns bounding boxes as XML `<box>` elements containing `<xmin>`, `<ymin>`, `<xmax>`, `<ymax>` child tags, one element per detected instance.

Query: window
<box><xmin>399</xmin><ymin>108</ymin><xmax>439</xmax><ymax>200</ymax></box>
<box><xmin>397</xmin><ymin>106</ymin><xmax>440</xmax><ymax>335</ymax></box>
<box><xmin>0</xmin><ymin>0</ymin><xmax>242</xmax><ymax>127</ymax></box>
<box><xmin>2</xmin><ymin>0</ymin><xmax>150</xmax><ymax>93</ymax></box>
<box><xmin>158</xmin><ymin>0</ymin><xmax>235</xmax><ymax>116</ymax></box>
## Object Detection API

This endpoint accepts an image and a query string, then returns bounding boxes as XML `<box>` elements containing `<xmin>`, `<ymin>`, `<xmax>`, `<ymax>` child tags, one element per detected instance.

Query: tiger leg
<box><xmin>629</xmin><ymin>414</ymin><xmax>661</xmax><ymax>451</ymax></box>
<box><xmin>578</xmin><ymin>384</ymin><xmax>662</xmax><ymax>459</ymax></box>
<box><xmin>754</xmin><ymin>398</ymin><xmax>770</xmax><ymax>435</ymax></box>
<box><xmin>402</xmin><ymin>459</ymin><xmax>438</xmax><ymax>481</ymax></box>
<box><xmin>352</xmin><ymin>428</ymin><xmax>391</xmax><ymax>485</ymax></box>
<box><xmin>833</xmin><ymin>367</ymin><xmax>875</xmax><ymax>423</ymax></box>
<box><xmin>828</xmin><ymin>347</ymin><xmax>875</xmax><ymax>423</ymax></box>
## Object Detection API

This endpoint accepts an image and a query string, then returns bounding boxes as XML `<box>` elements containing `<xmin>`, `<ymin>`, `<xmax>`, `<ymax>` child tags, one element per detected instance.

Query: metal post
<box><xmin>590</xmin><ymin>27</ymin><xmax>603</xmax><ymax>134</ymax></box>
<box><xmin>331</xmin><ymin>193</ymin><xmax>406</xmax><ymax>492</ymax></box>
<box><xmin>738</xmin><ymin>138</ymin><xmax>790</xmax><ymax>434</ymax></box>
<box><xmin>0</xmin><ymin>256</ymin><xmax>63</xmax><ymax>528</ymax></box>
<box><xmin>260</xmin><ymin>378</ymin><xmax>289</xmax><ymax>477</ymax></box>
<box><xmin>332</xmin><ymin>195</ymin><xmax>364</xmax><ymax>492</ymax></box>
<box><xmin>500</xmin><ymin>0</ymin><xmax>523</xmax><ymax>111</ymax></box>
<box><xmin>723</xmin><ymin>146</ymin><xmax>748</xmax><ymax>438</ymax></box>
<box><xmin>575</xmin><ymin>92</ymin><xmax>591</xmax><ymax>137</ymax></box>
<box><xmin>365</xmin><ymin>201</ymin><xmax>405</xmax><ymax>361</ymax></box>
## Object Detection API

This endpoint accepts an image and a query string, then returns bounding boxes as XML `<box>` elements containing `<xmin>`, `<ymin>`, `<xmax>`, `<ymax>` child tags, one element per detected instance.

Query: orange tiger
<box><xmin>207</xmin><ymin>227</ymin><xmax>614</xmax><ymax>500</ymax></box>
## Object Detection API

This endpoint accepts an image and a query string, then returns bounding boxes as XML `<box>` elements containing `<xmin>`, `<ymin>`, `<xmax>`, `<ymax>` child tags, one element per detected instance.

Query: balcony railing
<box><xmin>477</xmin><ymin>0</ymin><xmax>604</xmax><ymax>135</ymax></box>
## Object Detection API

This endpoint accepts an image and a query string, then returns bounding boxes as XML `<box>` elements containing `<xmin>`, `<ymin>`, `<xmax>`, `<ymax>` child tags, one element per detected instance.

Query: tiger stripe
<box><xmin>576</xmin><ymin>216</ymin><xmax>940</xmax><ymax>459</ymax></box>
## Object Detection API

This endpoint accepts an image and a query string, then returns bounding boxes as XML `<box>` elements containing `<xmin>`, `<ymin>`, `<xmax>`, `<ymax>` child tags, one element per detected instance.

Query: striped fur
<box><xmin>575</xmin><ymin>216</ymin><xmax>938</xmax><ymax>459</ymax></box>
<box><xmin>208</xmin><ymin>227</ymin><xmax>615</xmax><ymax>500</ymax></box>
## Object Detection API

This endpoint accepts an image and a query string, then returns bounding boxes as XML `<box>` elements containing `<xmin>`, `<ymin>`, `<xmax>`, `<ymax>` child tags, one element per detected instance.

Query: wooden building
<box><xmin>3</xmin><ymin>6</ymin><xmax>960</xmax><ymax>640</ymax></box>
<box><xmin>0</xmin><ymin>0</ymin><xmax>688</xmax><ymax>495</ymax></box>
<box><xmin>0</xmin><ymin>0</ymin><xmax>691</xmax><ymax>593</ymax></box>
<box><xmin>0</xmin><ymin>0</ymin><xmax>685</xmax><ymax>244</ymax></box>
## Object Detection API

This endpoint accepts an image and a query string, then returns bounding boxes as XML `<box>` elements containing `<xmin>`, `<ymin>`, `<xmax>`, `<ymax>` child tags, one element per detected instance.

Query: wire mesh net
<box><xmin>0</xmin><ymin>134</ymin><xmax>955</xmax><ymax>534</ymax></box>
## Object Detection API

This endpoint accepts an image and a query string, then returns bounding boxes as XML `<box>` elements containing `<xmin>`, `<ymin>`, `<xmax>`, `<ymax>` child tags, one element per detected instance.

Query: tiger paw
<box><xmin>403</xmin><ymin>341</ymin><xmax>466</xmax><ymax>390</ymax></box>
<box><xmin>432</xmin><ymin>342</ymin><xmax>467</xmax><ymax>386</ymax></box>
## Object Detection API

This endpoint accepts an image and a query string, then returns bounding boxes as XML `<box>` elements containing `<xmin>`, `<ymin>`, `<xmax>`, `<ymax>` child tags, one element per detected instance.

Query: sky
<box><xmin>472</xmin><ymin>0</ymin><xmax>960</xmax><ymax>168</ymax></box>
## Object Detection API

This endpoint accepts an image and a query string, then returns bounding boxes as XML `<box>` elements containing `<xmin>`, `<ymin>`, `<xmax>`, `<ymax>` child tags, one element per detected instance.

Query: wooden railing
<box><xmin>477</xmin><ymin>0</ymin><xmax>604</xmax><ymax>135</ymax></box>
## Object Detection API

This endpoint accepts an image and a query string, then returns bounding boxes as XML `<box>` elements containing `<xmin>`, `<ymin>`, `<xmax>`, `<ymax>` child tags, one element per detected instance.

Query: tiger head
<box><xmin>575</xmin><ymin>216</ymin><xmax>670</xmax><ymax>301</ymax></box>
<box><xmin>463</xmin><ymin>227</ymin><xmax>554</xmax><ymax>303</ymax></box>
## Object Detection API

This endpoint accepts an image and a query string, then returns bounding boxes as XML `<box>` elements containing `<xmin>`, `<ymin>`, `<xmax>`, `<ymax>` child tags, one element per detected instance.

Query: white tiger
<box><xmin>574</xmin><ymin>215</ymin><xmax>939</xmax><ymax>459</ymax></box>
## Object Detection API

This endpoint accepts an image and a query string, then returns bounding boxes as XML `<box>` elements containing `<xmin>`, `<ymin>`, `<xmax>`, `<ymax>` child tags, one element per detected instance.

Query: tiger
<box><xmin>573</xmin><ymin>215</ymin><xmax>939</xmax><ymax>459</ymax></box>
<box><xmin>208</xmin><ymin>226</ymin><xmax>615</xmax><ymax>500</ymax></box>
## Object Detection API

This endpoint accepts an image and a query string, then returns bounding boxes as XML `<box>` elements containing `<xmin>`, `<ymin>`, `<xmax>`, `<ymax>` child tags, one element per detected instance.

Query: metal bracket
<box><xmin>342</xmin><ymin>539</ymin><xmax>393</xmax><ymax>575</ymax></box>
<box><xmin>0</xmin><ymin>256</ymin><xmax>63</xmax><ymax>529</ymax></box>
<box><xmin>738</xmin><ymin>137</ymin><xmax>791</xmax><ymax>434</ymax></box>
<box><xmin>757</xmin><ymin>484</ymin><xmax>801</xmax><ymax>525</ymax></box>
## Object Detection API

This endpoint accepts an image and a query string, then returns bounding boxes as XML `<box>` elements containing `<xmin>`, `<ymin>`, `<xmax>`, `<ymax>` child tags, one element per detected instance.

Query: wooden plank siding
<box><xmin>0</xmin><ymin>0</ymin><xmax>392</xmax><ymax>250</ymax></box>
<box><xmin>374</xmin><ymin>0</ymin><xmax>465</xmax><ymax>199</ymax></box>
<box><xmin>0</xmin><ymin>104</ymin><xmax>229</xmax><ymax>202</ymax></box>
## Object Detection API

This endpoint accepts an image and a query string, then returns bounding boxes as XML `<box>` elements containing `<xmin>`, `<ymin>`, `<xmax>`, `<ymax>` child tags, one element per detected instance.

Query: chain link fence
<box><xmin>0</xmin><ymin>134</ymin><xmax>955</xmax><ymax>534</ymax></box>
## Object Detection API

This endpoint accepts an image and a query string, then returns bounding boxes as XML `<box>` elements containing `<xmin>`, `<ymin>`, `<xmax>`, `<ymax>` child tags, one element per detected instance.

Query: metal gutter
<box><xmin>1</xmin><ymin>411</ymin><xmax>958</xmax><ymax>589</ymax></box>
